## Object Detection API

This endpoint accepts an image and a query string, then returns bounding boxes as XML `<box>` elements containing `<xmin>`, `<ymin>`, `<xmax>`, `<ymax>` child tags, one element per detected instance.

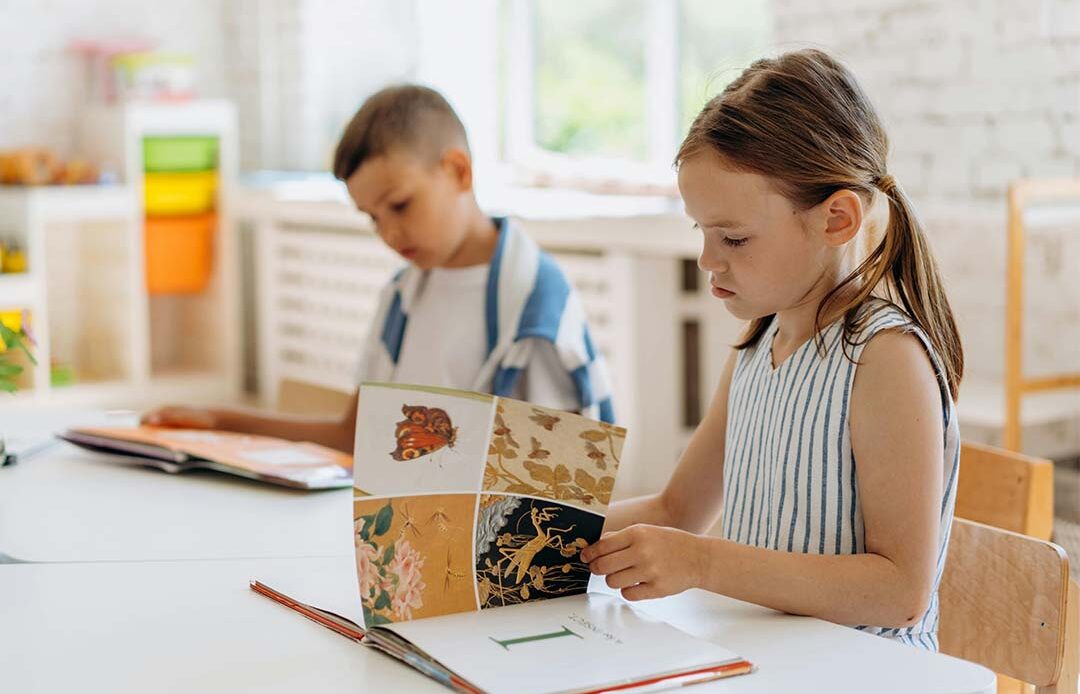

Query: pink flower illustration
<box><xmin>387</xmin><ymin>539</ymin><xmax>426</xmax><ymax>620</ymax></box>
<box><xmin>354</xmin><ymin>540</ymin><xmax>381</xmax><ymax>597</ymax></box>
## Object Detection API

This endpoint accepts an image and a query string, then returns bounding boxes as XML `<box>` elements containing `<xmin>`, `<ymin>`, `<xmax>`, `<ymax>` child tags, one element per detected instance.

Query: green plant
<box><xmin>0</xmin><ymin>312</ymin><xmax>36</xmax><ymax>393</ymax></box>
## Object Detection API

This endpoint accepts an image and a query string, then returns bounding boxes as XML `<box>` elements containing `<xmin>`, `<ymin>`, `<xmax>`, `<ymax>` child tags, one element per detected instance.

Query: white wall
<box><xmin>0</xmin><ymin>0</ymin><xmax>226</xmax><ymax>156</ymax></box>
<box><xmin>222</xmin><ymin>0</ymin><xmax>419</xmax><ymax>171</ymax></box>
<box><xmin>0</xmin><ymin>0</ymin><xmax>422</xmax><ymax>172</ymax></box>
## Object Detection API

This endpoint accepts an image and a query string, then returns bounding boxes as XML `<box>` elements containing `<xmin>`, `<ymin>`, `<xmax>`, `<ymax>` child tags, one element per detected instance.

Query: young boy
<box><xmin>143</xmin><ymin>84</ymin><xmax>615</xmax><ymax>452</ymax></box>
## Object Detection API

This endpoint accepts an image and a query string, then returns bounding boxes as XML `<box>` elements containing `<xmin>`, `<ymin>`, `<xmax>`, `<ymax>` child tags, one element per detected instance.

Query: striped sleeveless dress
<box><xmin>721</xmin><ymin>299</ymin><xmax>959</xmax><ymax>650</ymax></box>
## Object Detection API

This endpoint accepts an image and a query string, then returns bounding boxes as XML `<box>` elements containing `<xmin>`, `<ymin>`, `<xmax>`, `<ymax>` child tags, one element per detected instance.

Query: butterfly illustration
<box><xmin>390</xmin><ymin>404</ymin><xmax>458</xmax><ymax>461</ymax></box>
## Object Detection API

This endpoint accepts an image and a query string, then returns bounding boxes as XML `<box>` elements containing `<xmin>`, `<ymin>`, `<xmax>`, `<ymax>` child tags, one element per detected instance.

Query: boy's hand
<box><xmin>581</xmin><ymin>524</ymin><xmax>708</xmax><ymax>601</ymax></box>
<box><xmin>141</xmin><ymin>406</ymin><xmax>218</xmax><ymax>430</ymax></box>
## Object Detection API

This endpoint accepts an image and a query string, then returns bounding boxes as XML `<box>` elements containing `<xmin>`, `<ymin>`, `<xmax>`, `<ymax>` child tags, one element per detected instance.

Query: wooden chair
<box><xmin>1004</xmin><ymin>179</ymin><xmax>1080</xmax><ymax>451</ymax></box>
<box><xmin>940</xmin><ymin>518</ymin><xmax>1079</xmax><ymax>694</ymax></box>
<box><xmin>956</xmin><ymin>441</ymin><xmax>1055</xmax><ymax>541</ymax></box>
<box><xmin>275</xmin><ymin>378</ymin><xmax>353</xmax><ymax>418</ymax></box>
<box><xmin>953</xmin><ymin>441</ymin><xmax>1060</xmax><ymax>693</ymax></box>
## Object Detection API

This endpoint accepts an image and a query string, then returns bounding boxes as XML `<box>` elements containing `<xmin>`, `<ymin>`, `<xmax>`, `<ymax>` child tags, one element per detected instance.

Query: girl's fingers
<box><xmin>621</xmin><ymin>582</ymin><xmax>664</xmax><ymax>602</ymax></box>
<box><xmin>587</xmin><ymin>546</ymin><xmax>637</xmax><ymax>576</ymax></box>
<box><xmin>580</xmin><ymin>527</ymin><xmax>634</xmax><ymax>563</ymax></box>
<box><xmin>604</xmin><ymin>566</ymin><xmax>649</xmax><ymax>590</ymax></box>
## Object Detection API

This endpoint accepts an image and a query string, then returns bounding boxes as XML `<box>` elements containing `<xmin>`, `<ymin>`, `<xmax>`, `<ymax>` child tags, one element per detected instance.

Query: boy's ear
<box><xmin>441</xmin><ymin>147</ymin><xmax>473</xmax><ymax>192</ymax></box>
<box><xmin>818</xmin><ymin>189</ymin><xmax>863</xmax><ymax>247</ymax></box>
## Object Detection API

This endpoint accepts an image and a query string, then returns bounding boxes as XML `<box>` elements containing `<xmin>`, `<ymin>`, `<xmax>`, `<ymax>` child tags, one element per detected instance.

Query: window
<box><xmin>500</xmin><ymin>0</ymin><xmax>771</xmax><ymax>190</ymax></box>
<box><xmin>533</xmin><ymin>0</ymin><xmax>649</xmax><ymax>161</ymax></box>
<box><xmin>679</xmin><ymin>0</ymin><xmax>772</xmax><ymax>134</ymax></box>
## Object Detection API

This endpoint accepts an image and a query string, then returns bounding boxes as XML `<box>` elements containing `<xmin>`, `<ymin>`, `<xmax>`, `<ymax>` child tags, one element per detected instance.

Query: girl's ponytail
<box><xmin>819</xmin><ymin>174</ymin><xmax>963</xmax><ymax>396</ymax></box>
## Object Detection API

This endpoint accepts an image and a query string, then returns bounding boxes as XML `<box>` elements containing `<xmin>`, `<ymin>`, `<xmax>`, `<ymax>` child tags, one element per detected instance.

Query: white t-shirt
<box><xmin>392</xmin><ymin>265</ymin><xmax>580</xmax><ymax>412</ymax></box>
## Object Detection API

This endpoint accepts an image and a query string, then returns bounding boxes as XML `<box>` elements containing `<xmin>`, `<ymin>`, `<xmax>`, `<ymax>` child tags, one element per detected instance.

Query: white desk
<box><xmin>0</xmin><ymin>412</ymin><xmax>352</xmax><ymax>562</ymax></box>
<box><xmin>0</xmin><ymin>413</ymin><xmax>996</xmax><ymax>692</ymax></box>
<box><xmin>0</xmin><ymin>555</ymin><xmax>994</xmax><ymax>694</ymax></box>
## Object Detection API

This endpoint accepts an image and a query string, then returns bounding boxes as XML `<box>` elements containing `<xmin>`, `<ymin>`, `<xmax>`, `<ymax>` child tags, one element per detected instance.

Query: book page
<box><xmin>380</xmin><ymin>592</ymin><xmax>746</xmax><ymax>694</ymax></box>
<box><xmin>353</xmin><ymin>383</ymin><xmax>626</xmax><ymax>628</ymax></box>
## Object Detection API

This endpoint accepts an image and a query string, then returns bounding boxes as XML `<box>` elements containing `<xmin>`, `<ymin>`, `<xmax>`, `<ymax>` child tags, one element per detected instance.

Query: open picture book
<box><xmin>253</xmin><ymin>382</ymin><xmax>753</xmax><ymax>693</ymax></box>
<box><xmin>60</xmin><ymin>426</ymin><xmax>353</xmax><ymax>490</ymax></box>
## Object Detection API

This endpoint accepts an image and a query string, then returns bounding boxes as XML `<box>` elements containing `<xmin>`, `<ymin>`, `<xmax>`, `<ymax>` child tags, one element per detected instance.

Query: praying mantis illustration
<box><xmin>498</xmin><ymin>506</ymin><xmax>578</xmax><ymax>584</ymax></box>
<box><xmin>476</xmin><ymin>502</ymin><xmax>592</xmax><ymax>608</ymax></box>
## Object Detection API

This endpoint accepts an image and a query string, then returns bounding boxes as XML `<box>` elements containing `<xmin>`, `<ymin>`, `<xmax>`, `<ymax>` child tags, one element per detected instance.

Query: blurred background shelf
<box><xmin>0</xmin><ymin>100</ymin><xmax>240</xmax><ymax>411</ymax></box>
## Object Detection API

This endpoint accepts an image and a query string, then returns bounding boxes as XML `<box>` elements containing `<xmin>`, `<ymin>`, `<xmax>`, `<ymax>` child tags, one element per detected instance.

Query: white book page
<box><xmin>382</xmin><ymin>592</ymin><xmax>743</xmax><ymax>694</ymax></box>
<box><xmin>353</xmin><ymin>384</ymin><xmax>497</xmax><ymax>495</ymax></box>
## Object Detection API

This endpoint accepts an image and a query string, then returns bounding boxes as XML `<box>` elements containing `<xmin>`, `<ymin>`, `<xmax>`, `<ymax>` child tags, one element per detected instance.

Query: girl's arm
<box><xmin>584</xmin><ymin>330</ymin><xmax>945</xmax><ymax>629</ymax></box>
<box><xmin>603</xmin><ymin>350</ymin><xmax>736</xmax><ymax>534</ymax></box>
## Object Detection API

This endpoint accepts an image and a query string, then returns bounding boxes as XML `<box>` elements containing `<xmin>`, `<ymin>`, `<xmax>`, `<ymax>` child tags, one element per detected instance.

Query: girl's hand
<box><xmin>581</xmin><ymin>524</ymin><xmax>709</xmax><ymax>601</ymax></box>
<box><xmin>141</xmin><ymin>406</ymin><xmax>218</xmax><ymax>429</ymax></box>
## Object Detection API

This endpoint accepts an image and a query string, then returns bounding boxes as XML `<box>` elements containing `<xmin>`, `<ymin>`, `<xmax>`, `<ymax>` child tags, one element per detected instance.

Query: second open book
<box><xmin>258</xmin><ymin>383</ymin><xmax>753</xmax><ymax>693</ymax></box>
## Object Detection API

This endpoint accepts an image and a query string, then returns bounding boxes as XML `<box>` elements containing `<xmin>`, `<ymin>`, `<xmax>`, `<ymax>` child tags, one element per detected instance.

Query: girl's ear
<box><xmin>441</xmin><ymin>147</ymin><xmax>473</xmax><ymax>192</ymax></box>
<box><xmin>818</xmin><ymin>189</ymin><xmax>864</xmax><ymax>247</ymax></box>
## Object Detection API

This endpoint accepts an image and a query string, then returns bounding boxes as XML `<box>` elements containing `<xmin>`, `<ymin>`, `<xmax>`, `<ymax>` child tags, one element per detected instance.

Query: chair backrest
<box><xmin>939</xmin><ymin>518</ymin><xmax>1078</xmax><ymax>693</ymax></box>
<box><xmin>276</xmin><ymin>378</ymin><xmax>353</xmax><ymax>417</ymax></box>
<box><xmin>956</xmin><ymin>441</ymin><xmax>1055</xmax><ymax>540</ymax></box>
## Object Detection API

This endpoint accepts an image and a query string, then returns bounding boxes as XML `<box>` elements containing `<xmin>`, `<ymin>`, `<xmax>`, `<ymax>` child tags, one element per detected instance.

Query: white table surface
<box><xmin>0</xmin><ymin>555</ymin><xmax>995</xmax><ymax>694</ymax></box>
<box><xmin>0</xmin><ymin>411</ymin><xmax>352</xmax><ymax>562</ymax></box>
<box><xmin>0</xmin><ymin>412</ymin><xmax>995</xmax><ymax>693</ymax></box>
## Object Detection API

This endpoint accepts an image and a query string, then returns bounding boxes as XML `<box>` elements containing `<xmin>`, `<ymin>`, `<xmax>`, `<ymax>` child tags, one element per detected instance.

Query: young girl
<box><xmin>581</xmin><ymin>49</ymin><xmax>963</xmax><ymax>651</ymax></box>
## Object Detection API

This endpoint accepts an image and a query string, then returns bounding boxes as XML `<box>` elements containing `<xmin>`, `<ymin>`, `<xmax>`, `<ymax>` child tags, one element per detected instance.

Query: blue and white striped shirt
<box><xmin>357</xmin><ymin>217</ymin><xmax>616</xmax><ymax>423</ymax></box>
<box><xmin>721</xmin><ymin>299</ymin><xmax>959</xmax><ymax>650</ymax></box>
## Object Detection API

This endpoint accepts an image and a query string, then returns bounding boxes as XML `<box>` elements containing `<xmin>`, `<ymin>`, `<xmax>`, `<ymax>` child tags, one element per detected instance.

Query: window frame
<box><xmin>501</xmin><ymin>0</ymin><xmax>682</xmax><ymax>194</ymax></box>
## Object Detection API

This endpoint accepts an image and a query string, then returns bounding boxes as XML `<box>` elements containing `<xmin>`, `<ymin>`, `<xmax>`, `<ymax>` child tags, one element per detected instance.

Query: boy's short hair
<box><xmin>333</xmin><ymin>84</ymin><xmax>469</xmax><ymax>181</ymax></box>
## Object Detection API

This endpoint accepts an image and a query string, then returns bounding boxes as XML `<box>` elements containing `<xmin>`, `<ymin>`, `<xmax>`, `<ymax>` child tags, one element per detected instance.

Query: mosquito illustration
<box><xmin>441</xmin><ymin>546</ymin><xmax>468</xmax><ymax>594</ymax></box>
<box><xmin>396</xmin><ymin>501</ymin><xmax>423</xmax><ymax>540</ymax></box>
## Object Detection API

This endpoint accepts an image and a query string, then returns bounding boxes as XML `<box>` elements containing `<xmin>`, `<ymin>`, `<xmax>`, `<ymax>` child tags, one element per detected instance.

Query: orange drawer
<box><xmin>145</xmin><ymin>214</ymin><xmax>214</xmax><ymax>294</ymax></box>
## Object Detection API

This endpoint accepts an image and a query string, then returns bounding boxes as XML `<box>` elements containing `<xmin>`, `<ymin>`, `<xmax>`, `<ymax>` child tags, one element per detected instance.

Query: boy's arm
<box><xmin>144</xmin><ymin>389</ymin><xmax>359</xmax><ymax>454</ymax></box>
<box><xmin>603</xmin><ymin>349</ymin><xmax>736</xmax><ymax>534</ymax></box>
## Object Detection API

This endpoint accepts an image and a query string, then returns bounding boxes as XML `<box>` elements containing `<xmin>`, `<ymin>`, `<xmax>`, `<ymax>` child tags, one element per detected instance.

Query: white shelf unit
<box><xmin>79</xmin><ymin>100</ymin><xmax>242</xmax><ymax>405</ymax></box>
<box><xmin>0</xmin><ymin>101</ymin><xmax>242</xmax><ymax>411</ymax></box>
<box><xmin>0</xmin><ymin>273</ymin><xmax>38</xmax><ymax>313</ymax></box>
<box><xmin>0</xmin><ymin>185</ymin><xmax>140</xmax><ymax>402</ymax></box>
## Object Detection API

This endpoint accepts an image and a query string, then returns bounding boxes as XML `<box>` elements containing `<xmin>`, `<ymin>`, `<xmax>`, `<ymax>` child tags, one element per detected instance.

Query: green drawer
<box><xmin>143</xmin><ymin>136</ymin><xmax>219</xmax><ymax>172</ymax></box>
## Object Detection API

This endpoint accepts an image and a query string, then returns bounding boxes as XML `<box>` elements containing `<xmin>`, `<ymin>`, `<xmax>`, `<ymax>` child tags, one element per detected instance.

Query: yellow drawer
<box><xmin>144</xmin><ymin>171</ymin><xmax>217</xmax><ymax>215</ymax></box>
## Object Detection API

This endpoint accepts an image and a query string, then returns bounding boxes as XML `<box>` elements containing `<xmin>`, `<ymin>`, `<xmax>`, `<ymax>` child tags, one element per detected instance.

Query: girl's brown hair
<box><xmin>677</xmin><ymin>49</ymin><xmax>963</xmax><ymax>397</ymax></box>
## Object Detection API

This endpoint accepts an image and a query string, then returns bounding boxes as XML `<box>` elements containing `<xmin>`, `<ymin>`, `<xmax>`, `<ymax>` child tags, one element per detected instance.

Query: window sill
<box><xmin>238</xmin><ymin>170</ymin><xmax>687</xmax><ymax>223</ymax></box>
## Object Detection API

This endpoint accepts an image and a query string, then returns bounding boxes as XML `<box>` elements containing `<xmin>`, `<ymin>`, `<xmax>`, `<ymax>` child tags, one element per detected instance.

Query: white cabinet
<box><xmin>0</xmin><ymin>100</ymin><xmax>241</xmax><ymax>411</ymax></box>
